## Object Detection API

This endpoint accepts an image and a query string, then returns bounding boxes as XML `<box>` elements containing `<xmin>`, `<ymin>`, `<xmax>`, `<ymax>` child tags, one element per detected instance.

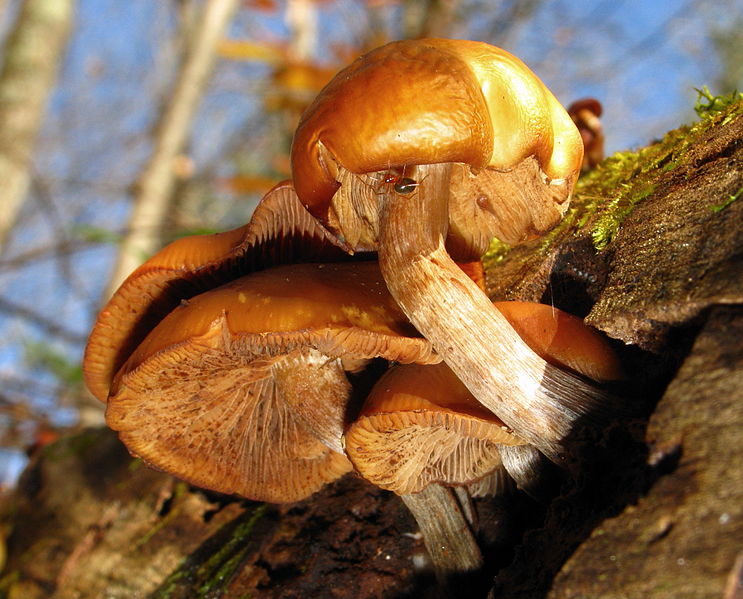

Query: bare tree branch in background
<box><xmin>0</xmin><ymin>295</ymin><xmax>86</xmax><ymax>345</ymax></box>
<box><xmin>0</xmin><ymin>0</ymin><xmax>75</xmax><ymax>256</ymax></box>
<box><xmin>403</xmin><ymin>0</ymin><xmax>460</xmax><ymax>38</ymax></box>
<box><xmin>103</xmin><ymin>0</ymin><xmax>240</xmax><ymax>298</ymax></box>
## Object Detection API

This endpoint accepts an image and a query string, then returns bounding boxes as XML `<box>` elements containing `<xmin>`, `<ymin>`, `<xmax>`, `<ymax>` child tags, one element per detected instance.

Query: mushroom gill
<box><xmin>106</xmin><ymin>262</ymin><xmax>438</xmax><ymax>503</ymax></box>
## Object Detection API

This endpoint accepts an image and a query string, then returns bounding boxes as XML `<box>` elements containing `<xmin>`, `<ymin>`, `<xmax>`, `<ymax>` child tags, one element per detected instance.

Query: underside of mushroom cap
<box><xmin>107</xmin><ymin>261</ymin><xmax>438</xmax><ymax>502</ymax></box>
<box><xmin>346</xmin><ymin>411</ymin><xmax>509</xmax><ymax>495</ymax></box>
<box><xmin>291</xmin><ymin>38</ymin><xmax>583</xmax><ymax>224</ymax></box>
<box><xmin>84</xmin><ymin>181</ymin><xmax>350</xmax><ymax>402</ymax></box>
<box><xmin>344</xmin><ymin>362</ymin><xmax>524</xmax><ymax>495</ymax></box>
<box><xmin>344</xmin><ymin>299</ymin><xmax>623</xmax><ymax>494</ymax></box>
<box><xmin>109</xmin><ymin>331</ymin><xmax>353</xmax><ymax>503</ymax></box>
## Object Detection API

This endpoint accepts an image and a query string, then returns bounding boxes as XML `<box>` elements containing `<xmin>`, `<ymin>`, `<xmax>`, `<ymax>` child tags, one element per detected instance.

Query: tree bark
<box><xmin>1</xmin><ymin>103</ymin><xmax>741</xmax><ymax>598</ymax></box>
<box><xmin>103</xmin><ymin>0</ymin><xmax>240</xmax><ymax>298</ymax></box>
<box><xmin>0</xmin><ymin>0</ymin><xmax>75</xmax><ymax>256</ymax></box>
<box><xmin>486</xmin><ymin>100</ymin><xmax>743</xmax><ymax>599</ymax></box>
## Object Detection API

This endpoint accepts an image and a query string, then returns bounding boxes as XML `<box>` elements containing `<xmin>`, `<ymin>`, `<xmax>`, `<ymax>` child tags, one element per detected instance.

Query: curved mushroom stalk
<box><xmin>376</xmin><ymin>162</ymin><xmax>619</xmax><ymax>462</ymax></box>
<box><xmin>498</xmin><ymin>444</ymin><xmax>561</xmax><ymax>501</ymax></box>
<box><xmin>344</xmin><ymin>300</ymin><xmax>622</xmax><ymax>582</ymax></box>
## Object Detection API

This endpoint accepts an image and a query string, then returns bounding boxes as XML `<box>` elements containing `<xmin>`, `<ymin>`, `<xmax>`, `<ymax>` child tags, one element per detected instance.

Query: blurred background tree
<box><xmin>0</xmin><ymin>0</ymin><xmax>740</xmax><ymax>490</ymax></box>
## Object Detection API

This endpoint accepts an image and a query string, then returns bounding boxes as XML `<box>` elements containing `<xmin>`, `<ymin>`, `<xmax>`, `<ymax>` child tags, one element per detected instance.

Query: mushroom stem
<box><xmin>400</xmin><ymin>483</ymin><xmax>483</xmax><ymax>586</ymax></box>
<box><xmin>377</xmin><ymin>162</ymin><xmax>614</xmax><ymax>463</ymax></box>
<box><xmin>498</xmin><ymin>443</ymin><xmax>562</xmax><ymax>501</ymax></box>
<box><xmin>453</xmin><ymin>485</ymin><xmax>477</xmax><ymax>529</ymax></box>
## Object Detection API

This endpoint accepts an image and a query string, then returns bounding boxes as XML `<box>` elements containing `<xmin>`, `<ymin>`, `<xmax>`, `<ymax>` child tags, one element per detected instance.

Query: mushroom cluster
<box><xmin>85</xmin><ymin>38</ymin><xmax>623</xmax><ymax>589</ymax></box>
<box><xmin>290</xmin><ymin>38</ymin><xmax>620</xmax><ymax>463</ymax></box>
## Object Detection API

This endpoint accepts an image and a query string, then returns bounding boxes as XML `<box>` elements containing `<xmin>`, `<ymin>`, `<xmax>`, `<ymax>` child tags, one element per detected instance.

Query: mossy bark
<box><xmin>485</xmin><ymin>100</ymin><xmax>743</xmax><ymax>598</ymax></box>
<box><xmin>1</xmin><ymin>101</ymin><xmax>741</xmax><ymax>598</ymax></box>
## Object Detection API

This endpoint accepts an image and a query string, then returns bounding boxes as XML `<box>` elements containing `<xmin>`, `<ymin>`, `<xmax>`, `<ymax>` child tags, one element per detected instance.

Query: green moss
<box><xmin>591</xmin><ymin>183</ymin><xmax>657</xmax><ymax>250</ymax></box>
<box><xmin>572</xmin><ymin>95</ymin><xmax>743</xmax><ymax>250</ymax></box>
<box><xmin>151</xmin><ymin>504</ymin><xmax>267</xmax><ymax>599</ymax></box>
<box><xmin>479</xmin><ymin>91</ymin><xmax>741</xmax><ymax>265</ymax></box>
<box><xmin>694</xmin><ymin>85</ymin><xmax>743</xmax><ymax>119</ymax></box>
<box><xmin>481</xmin><ymin>237</ymin><xmax>513</xmax><ymax>270</ymax></box>
<box><xmin>710</xmin><ymin>184</ymin><xmax>743</xmax><ymax>212</ymax></box>
<box><xmin>134</xmin><ymin>482</ymin><xmax>189</xmax><ymax>548</ymax></box>
<box><xmin>194</xmin><ymin>505</ymin><xmax>266</xmax><ymax>596</ymax></box>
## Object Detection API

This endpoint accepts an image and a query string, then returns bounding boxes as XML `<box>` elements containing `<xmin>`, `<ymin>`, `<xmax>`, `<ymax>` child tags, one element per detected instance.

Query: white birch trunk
<box><xmin>0</xmin><ymin>0</ymin><xmax>75</xmax><ymax>255</ymax></box>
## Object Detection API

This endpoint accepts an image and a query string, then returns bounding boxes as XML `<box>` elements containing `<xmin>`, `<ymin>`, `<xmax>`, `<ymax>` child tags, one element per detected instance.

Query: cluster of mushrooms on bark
<box><xmin>83</xmin><ymin>38</ymin><xmax>621</xmax><ymax>587</ymax></box>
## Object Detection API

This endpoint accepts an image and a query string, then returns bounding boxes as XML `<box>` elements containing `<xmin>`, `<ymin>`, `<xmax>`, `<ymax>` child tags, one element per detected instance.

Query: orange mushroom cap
<box><xmin>567</xmin><ymin>97</ymin><xmax>603</xmax><ymax>118</ymax></box>
<box><xmin>493</xmin><ymin>301</ymin><xmax>623</xmax><ymax>383</ymax></box>
<box><xmin>345</xmin><ymin>361</ymin><xmax>524</xmax><ymax>495</ymax></box>
<box><xmin>567</xmin><ymin>97</ymin><xmax>605</xmax><ymax>171</ymax></box>
<box><xmin>291</xmin><ymin>38</ymin><xmax>583</xmax><ymax>224</ymax></box>
<box><xmin>107</xmin><ymin>261</ymin><xmax>438</xmax><ymax>503</ymax></box>
<box><xmin>84</xmin><ymin>181</ymin><xmax>348</xmax><ymax>402</ymax></box>
<box><xmin>345</xmin><ymin>301</ymin><xmax>622</xmax><ymax>495</ymax></box>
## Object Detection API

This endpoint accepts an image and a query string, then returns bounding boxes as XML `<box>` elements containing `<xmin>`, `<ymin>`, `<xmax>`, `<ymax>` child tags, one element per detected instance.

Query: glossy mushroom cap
<box><xmin>288</xmin><ymin>39</ymin><xmax>600</xmax><ymax>463</ymax></box>
<box><xmin>493</xmin><ymin>301</ymin><xmax>623</xmax><ymax>383</ymax></box>
<box><xmin>84</xmin><ymin>181</ymin><xmax>348</xmax><ymax>402</ymax></box>
<box><xmin>107</xmin><ymin>261</ymin><xmax>438</xmax><ymax>503</ymax></box>
<box><xmin>567</xmin><ymin>97</ymin><xmax>603</xmax><ymax>118</ymax></box>
<box><xmin>291</xmin><ymin>38</ymin><xmax>583</xmax><ymax>239</ymax></box>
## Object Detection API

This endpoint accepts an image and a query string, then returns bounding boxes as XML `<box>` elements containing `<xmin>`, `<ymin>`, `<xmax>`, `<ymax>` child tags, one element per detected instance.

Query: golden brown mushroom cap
<box><xmin>107</xmin><ymin>262</ymin><xmax>437</xmax><ymax>503</ymax></box>
<box><xmin>493</xmin><ymin>301</ymin><xmax>623</xmax><ymax>383</ymax></box>
<box><xmin>291</xmin><ymin>38</ymin><xmax>583</xmax><ymax>222</ymax></box>
<box><xmin>344</xmin><ymin>362</ymin><xmax>524</xmax><ymax>495</ymax></box>
<box><xmin>84</xmin><ymin>181</ymin><xmax>348</xmax><ymax>402</ymax></box>
<box><xmin>567</xmin><ymin>97</ymin><xmax>605</xmax><ymax>171</ymax></box>
<box><xmin>344</xmin><ymin>301</ymin><xmax>622</xmax><ymax>495</ymax></box>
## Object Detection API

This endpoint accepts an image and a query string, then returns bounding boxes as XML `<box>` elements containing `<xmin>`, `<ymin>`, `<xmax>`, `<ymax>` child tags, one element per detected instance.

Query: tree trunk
<box><xmin>0</xmin><ymin>0</ymin><xmax>75</xmax><ymax>255</ymax></box>
<box><xmin>103</xmin><ymin>0</ymin><xmax>239</xmax><ymax>298</ymax></box>
<box><xmin>1</xmin><ymin>103</ymin><xmax>741</xmax><ymax>598</ymax></box>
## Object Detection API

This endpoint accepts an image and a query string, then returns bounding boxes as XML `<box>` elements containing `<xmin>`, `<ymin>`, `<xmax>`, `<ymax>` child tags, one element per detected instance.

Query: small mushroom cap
<box><xmin>344</xmin><ymin>301</ymin><xmax>622</xmax><ymax>495</ymax></box>
<box><xmin>291</xmin><ymin>38</ymin><xmax>583</xmax><ymax>221</ymax></box>
<box><xmin>493</xmin><ymin>301</ymin><xmax>623</xmax><ymax>383</ymax></box>
<box><xmin>568</xmin><ymin>97</ymin><xmax>603</xmax><ymax>117</ymax></box>
<box><xmin>345</xmin><ymin>361</ymin><xmax>525</xmax><ymax>495</ymax></box>
<box><xmin>567</xmin><ymin>98</ymin><xmax>605</xmax><ymax>170</ymax></box>
<box><xmin>108</xmin><ymin>262</ymin><xmax>437</xmax><ymax>503</ymax></box>
<box><xmin>84</xmin><ymin>181</ymin><xmax>348</xmax><ymax>402</ymax></box>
